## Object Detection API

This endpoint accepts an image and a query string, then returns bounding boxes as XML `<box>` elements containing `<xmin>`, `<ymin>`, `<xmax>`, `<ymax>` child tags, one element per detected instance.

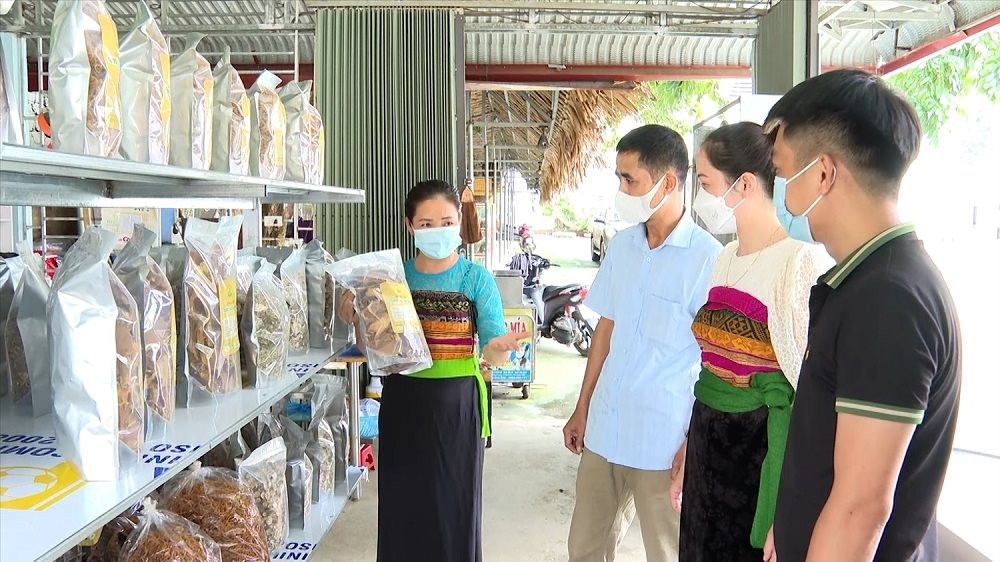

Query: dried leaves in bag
<box><xmin>238</xmin><ymin>437</ymin><xmax>289</xmax><ymax>553</ymax></box>
<box><xmin>248</xmin><ymin>71</ymin><xmax>286</xmax><ymax>180</ymax></box>
<box><xmin>119</xmin><ymin>0</ymin><xmax>170</xmax><ymax>164</ymax></box>
<box><xmin>240</xmin><ymin>261</ymin><xmax>289</xmax><ymax>388</ymax></box>
<box><xmin>49</xmin><ymin>0</ymin><xmax>122</xmax><ymax>157</ymax></box>
<box><xmin>164</xmin><ymin>463</ymin><xmax>268</xmax><ymax>562</ymax></box>
<box><xmin>256</xmin><ymin>247</ymin><xmax>308</xmax><ymax>352</ymax></box>
<box><xmin>211</xmin><ymin>49</ymin><xmax>251</xmax><ymax>175</ymax></box>
<box><xmin>326</xmin><ymin>249</ymin><xmax>431</xmax><ymax>375</ymax></box>
<box><xmin>122</xmin><ymin>498</ymin><xmax>223</xmax><ymax>562</ymax></box>
<box><xmin>279</xmin><ymin>81</ymin><xmax>323</xmax><ymax>184</ymax></box>
<box><xmin>183</xmin><ymin>216</ymin><xmax>242</xmax><ymax>398</ymax></box>
<box><xmin>281</xmin><ymin>417</ymin><xmax>314</xmax><ymax>529</ymax></box>
<box><xmin>5</xmin><ymin>246</ymin><xmax>50</xmax><ymax>416</ymax></box>
<box><xmin>170</xmin><ymin>34</ymin><xmax>214</xmax><ymax>170</ymax></box>
<box><xmin>113</xmin><ymin>224</ymin><xmax>177</xmax><ymax>434</ymax></box>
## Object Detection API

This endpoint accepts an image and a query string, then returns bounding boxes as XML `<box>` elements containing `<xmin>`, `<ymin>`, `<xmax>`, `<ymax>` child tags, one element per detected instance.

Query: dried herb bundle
<box><xmin>121</xmin><ymin>499</ymin><xmax>222</xmax><ymax>562</ymax></box>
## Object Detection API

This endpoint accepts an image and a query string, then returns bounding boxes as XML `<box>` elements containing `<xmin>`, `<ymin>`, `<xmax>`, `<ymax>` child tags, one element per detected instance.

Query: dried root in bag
<box><xmin>119</xmin><ymin>0</ymin><xmax>170</xmax><ymax>164</ymax></box>
<box><xmin>249</xmin><ymin>71</ymin><xmax>286</xmax><ymax>180</ymax></box>
<box><xmin>111</xmin><ymin>271</ymin><xmax>145</xmax><ymax>454</ymax></box>
<box><xmin>121</xmin><ymin>498</ymin><xmax>223</xmax><ymax>562</ymax></box>
<box><xmin>4</xmin><ymin>245</ymin><xmax>50</xmax><ymax>417</ymax></box>
<box><xmin>170</xmin><ymin>34</ymin><xmax>214</xmax><ymax>170</ymax></box>
<box><xmin>240</xmin><ymin>261</ymin><xmax>289</xmax><ymax>388</ymax></box>
<box><xmin>238</xmin><ymin>437</ymin><xmax>289</xmax><ymax>553</ymax></box>
<box><xmin>326</xmin><ymin>249</ymin><xmax>431</xmax><ymax>375</ymax></box>
<box><xmin>164</xmin><ymin>462</ymin><xmax>268</xmax><ymax>562</ymax></box>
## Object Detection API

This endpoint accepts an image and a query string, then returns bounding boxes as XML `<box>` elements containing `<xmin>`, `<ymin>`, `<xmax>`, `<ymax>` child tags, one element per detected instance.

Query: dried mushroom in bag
<box><xmin>241</xmin><ymin>261</ymin><xmax>289</xmax><ymax>388</ymax></box>
<box><xmin>237</xmin><ymin>437</ymin><xmax>289</xmax><ymax>553</ymax></box>
<box><xmin>211</xmin><ymin>48</ymin><xmax>251</xmax><ymax>175</ymax></box>
<box><xmin>122</xmin><ymin>498</ymin><xmax>223</xmax><ymax>562</ymax></box>
<box><xmin>113</xmin><ymin>224</ymin><xmax>177</xmax><ymax>437</ymax></box>
<box><xmin>164</xmin><ymin>462</ymin><xmax>269</xmax><ymax>562</ymax></box>
<box><xmin>49</xmin><ymin>0</ymin><xmax>123</xmax><ymax>157</ymax></box>
<box><xmin>183</xmin><ymin>216</ymin><xmax>242</xmax><ymax>399</ymax></box>
<box><xmin>4</xmin><ymin>245</ymin><xmax>50</xmax><ymax>417</ymax></box>
<box><xmin>170</xmin><ymin>34</ymin><xmax>214</xmax><ymax>170</ymax></box>
<box><xmin>119</xmin><ymin>0</ymin><xmax>170</xmax><ymax>164</ymax></box>
<box><xmin>248</xmin><ymin>71</ymin><xmax>286</xmax><ymax>180</ymax></box>
<box><xmin>326</xmin><ymin>249</ymin><xmax>431</xmax><ymax>375</ymax></box>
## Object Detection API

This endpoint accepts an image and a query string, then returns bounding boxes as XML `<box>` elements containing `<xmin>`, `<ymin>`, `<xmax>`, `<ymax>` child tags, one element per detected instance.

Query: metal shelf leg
<box><xmin>348</xmin><ymin>362</ymin><xmax>362</xmax><ymax>501</ymax></box>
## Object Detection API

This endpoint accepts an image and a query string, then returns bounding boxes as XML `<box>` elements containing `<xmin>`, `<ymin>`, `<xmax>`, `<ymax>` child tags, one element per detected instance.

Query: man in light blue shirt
<box><xmin>564</xmin><ymin>125</ymin><xmax>722</xmax><ymax>562</ymax></box>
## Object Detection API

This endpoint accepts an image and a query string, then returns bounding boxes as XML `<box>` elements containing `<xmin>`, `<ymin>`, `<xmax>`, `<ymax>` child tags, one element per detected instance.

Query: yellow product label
<box><xmin>80</xmin><ymin>527</ymin><xmax>103</xmax><ymax>547</ymax></box>
<box><xmin>380</xmin><ymin>281</ymin><xmax>420</xmax><ymax>334</ymax></box>
<box><xmin>97</xmin><ymin>10</ymin><xmax>122</xmax><ymax>130</ymax></box>
<box><xmin>274</xmin><ymin>103</ymin><xmax>286</xmax><ymax>170</ymax></box>
<box><xmin>169</xmin><ymin>302</ymin><xmax>177</xmax><ymax>361</ymax></box>
<box><xmin>0</xmin><ymin>462</ymin><xmax>85</xmax><ymax>511</ymax></box>
<box><xmin>158</xmin><ymin>51</ymin><xmax>172</xmax><ymax>126</ymax></box>
<box><xmin>239</xmin><ymin>94</ymin><xmax>252</xmax><ymax>159</ymax></box>
<box><xmin>219</xmin><ymin>278</ymin><xmax>239</xmax><ymax>356</ymax></box>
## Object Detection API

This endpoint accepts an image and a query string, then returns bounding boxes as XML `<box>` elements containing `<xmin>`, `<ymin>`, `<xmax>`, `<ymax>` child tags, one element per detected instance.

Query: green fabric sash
<box><xmin>693</xmin><ymin>369</ymin><xmax>794</xmax><ymax>549</ymax></box>
<box><xmin>405</xmin><ymin>356</ymin><xmax>491</xmax><ymax>438</ymax></box>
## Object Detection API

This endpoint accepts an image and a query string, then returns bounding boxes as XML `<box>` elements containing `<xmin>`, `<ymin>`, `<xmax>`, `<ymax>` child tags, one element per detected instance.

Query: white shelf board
<box><xmin>0</xmin><ymin>143</ymin><xmax>366</xmax><ymax>208</ymax></box>
<box><xmin>0</xmin><ymin>349</ymin><xmax>343</xmax><ymax>562</ymax></box>
<box><xmin>274</xmin><ymin>467</ymin><xmax>368</xmax><ymax>561</ymax></box>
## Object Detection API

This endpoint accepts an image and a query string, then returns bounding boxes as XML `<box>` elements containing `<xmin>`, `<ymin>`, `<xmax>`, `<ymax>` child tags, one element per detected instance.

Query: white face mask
<box><xmin>692</xmin><ymin>178</ymin><xmax>742</xmax><ymax>235</ymax></box>
<box><xmin>615</xmin><ymin>174</ymin><xmax>668</xmax><ymax>224</ymax></box>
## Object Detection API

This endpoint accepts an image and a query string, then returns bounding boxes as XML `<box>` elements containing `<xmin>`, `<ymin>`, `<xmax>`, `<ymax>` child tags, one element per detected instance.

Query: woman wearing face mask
<box><xmin>339</xmin><ymin>180</ymin><xmax>525</xmax><ymax>562</ymax></box>
<box><xmin>671</xmin><ymin>122</ymin><xmax>831</xmax><ymax>562</ymax></box>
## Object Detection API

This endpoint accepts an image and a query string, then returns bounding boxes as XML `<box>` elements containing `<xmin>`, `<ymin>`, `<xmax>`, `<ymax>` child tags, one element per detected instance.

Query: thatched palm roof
<box><xmin>469</xmin><ymin>86</ymin><xmax>649</xmax><ymax>202</ymax></box>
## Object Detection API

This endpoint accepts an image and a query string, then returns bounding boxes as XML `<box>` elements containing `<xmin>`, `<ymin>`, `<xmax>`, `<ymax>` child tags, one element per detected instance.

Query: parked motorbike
<box><xmin>510</xmin><ymin>252</ymin><xmax>594</xmax><ymax>357</ymax></box>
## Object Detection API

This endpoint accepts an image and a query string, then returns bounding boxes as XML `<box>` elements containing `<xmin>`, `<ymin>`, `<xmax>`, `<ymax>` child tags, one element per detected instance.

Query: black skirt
<box><xmin>679</xmin><ymin>400</ymin><xmax>769</xmax><ymax>562</ymax></box>
<box><xmin>377</xmin><ymin>374</ymin><xmax>485</xmax><ymax>562</ymax></box>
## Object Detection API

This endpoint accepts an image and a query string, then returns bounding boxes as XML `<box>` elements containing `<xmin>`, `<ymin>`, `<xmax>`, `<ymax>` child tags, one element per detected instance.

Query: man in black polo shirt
<box><xmin>763</xmin><ymin>69</ymin><xmax>961</xmax><ymax>562</ymax></box>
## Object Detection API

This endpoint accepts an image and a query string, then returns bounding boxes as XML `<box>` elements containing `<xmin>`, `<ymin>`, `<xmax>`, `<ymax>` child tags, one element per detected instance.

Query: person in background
<box><xmin>338</xmin><ymin>180</ymin><xmax>525</xmax><ymax>562</ymax></box>
<box><xmin>765</xmin><ymin>69</ymin><xmax>961</xmax><ymax>561</ymax></box>
<box><xmin>563</xmin><ymin>124</ymin><xmax>723</xmax><ymax>562</ymax></box>
<box><xmin>668</xmin><ymin>122</ymin><xmax>831</xmax><ymax>562</ymax></box>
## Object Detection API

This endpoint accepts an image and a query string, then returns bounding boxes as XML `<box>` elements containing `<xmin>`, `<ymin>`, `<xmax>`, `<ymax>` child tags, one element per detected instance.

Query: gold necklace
<box><xmin>724</xmin><ymin>225</ymin><xmax>785</xmax><ymax>287</ymax></box>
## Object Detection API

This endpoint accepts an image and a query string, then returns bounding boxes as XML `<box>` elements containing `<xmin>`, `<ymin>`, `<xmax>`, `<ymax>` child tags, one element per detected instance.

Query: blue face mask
<box><xmin>773</xmin><ymin>157</ymin><xmax>825</xmax><ymax>244</ymax></box>
<box><xmin>413</xmin><ymin>226</ymin><xmax>462</xmax><ymax>259</ymax></box>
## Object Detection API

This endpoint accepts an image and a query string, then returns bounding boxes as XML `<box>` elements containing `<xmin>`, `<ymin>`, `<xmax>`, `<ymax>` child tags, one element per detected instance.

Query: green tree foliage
<box><xmin>636</xmin><ymin>80</ymin><xmax>725</xmax><ymax>131</ymax></box>
<box><xmin>888</xmin><ymin>31</ymin><xmax>1000</xmax><ymax>144</ymax></box>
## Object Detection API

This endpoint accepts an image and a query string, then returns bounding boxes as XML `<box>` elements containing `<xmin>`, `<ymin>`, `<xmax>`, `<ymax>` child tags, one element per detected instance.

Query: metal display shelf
<box><xmin>273</xmin><ymin>466</ymin><xmax>368</xmax><ymax>561</ymax></box>
<box><xmin>0</xmin><ymin>349</ymin><xmax>344</xmax><ymax>562</ymax></box>
<box><xmin>0</xmin><ymin>144</ymin><xmax>366</xmax><ymax>208</ymax></box>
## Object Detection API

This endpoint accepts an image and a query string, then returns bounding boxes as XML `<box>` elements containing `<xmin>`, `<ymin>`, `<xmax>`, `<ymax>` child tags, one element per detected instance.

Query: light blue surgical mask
<box><xmin>773</xmin><ymin>157</ymin><xmax>827</xmax><ymax>244</ymax></box>
<box><xmin>413</xmin><ymin>226</ymin><xmax>462</xmax><ymax>259</ymax></box>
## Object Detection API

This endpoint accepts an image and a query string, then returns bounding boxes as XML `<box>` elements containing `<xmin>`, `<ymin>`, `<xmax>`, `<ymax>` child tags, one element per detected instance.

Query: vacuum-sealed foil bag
<box><xmin>170</xmin><ymin>35</ymin><xmax>213</xmax><ymax>170</ymax></box>
<box><xmin>279</xmin><ymin>81</ymin><xmax>323</xmax><ymax>184</ymax></box>
<box><xmin>150</xmin><ymin>245</ymin><xmax>190</xmax><ymax>407</ymax></box>
<box><xmin>248</xmin><ymin>71</ymin><xmax>286</xmax><ymax>180</ymax></box>
<box><xmin>48</xmin><ymin>0</ymin><xmax>123</xmax><ymax>157</ymax></box>
<box><xmin>119</xmin><ymin>0</ymin><xmax>170</xmax><ymax>164</ymax></box>
<box><xmin>210</xmin><ymin>49</ymin><xmax>251</xmax><ymax>175</ymax></box>
<box><xmin>302</xmin><ymin>240</ymin><xmax>336</xmax><ymax>349</ymax></box>
<box><xmin>5</xmin><ymin>245</ymin><xmax>50</xmax><ymax>416</ymax></box>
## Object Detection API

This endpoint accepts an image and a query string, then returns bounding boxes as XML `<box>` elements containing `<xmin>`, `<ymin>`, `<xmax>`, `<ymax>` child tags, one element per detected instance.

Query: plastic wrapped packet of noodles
<box><xmin>183</xmin><ymin>216</ymin><xmax>243</xmax><ymax>401</ymax></box>
<box><xmin>119</xmin><ymin>0</ymin><xmax>170</xmax><ymax>164</ymax></box>
<box><xmin>120</xmin><ymin>498</ymin><xmax>223</xmax><ymax>562</ymax></box>
<box><xmin>0</xmin><ymin>255</ymin><xmax>23</xmax><ymax>397</ymax></box>
<box><xmin>48</xmin><ymin>0</ymin><xmax>122</xmax><ymax>157</ymax></box>
<box><xmin>211</xmin><ymin>48</ymin><xmax>251</xmax><ymax>175</ymax></box>
<box><xmin>113</xmin><ymin>224</ymin><xmax>176</xmax><ymax>440</ymax></box>
<box><xmin>255</xmin><ymin>246</ymin><xmax>308</xmax><ymax>352</ymax></box>
<box><xmin>240</xmin><ymin>261</ymin><xmax>289</xmax><ymax>388</ymax></box>
<box><xmin>50</xmin><ymin>227</ymin><xmax>144</xmax><ymax>481</ymax></box>
<box><xmin>248</xmin><ymin>71</ymin><xmax>287</xmax><ymax>180</ymax></box>
<box><xmin>163</xmin><ymin>462</ymin><xmax>269</xmax><ymax>562</ymax></box>
<box><xmin>169</xmin><ymin>34</ymin><xmax>213</xmax><ymax>170</ymax></box>
<box><xmin>149</xmin><ymin>245</ymin><xmax>190</xmax><ymax>407</ymax></box>
<box><xmin>326</xmin><ymin>249</ymin><xmax>431</xmax><ymax>375</ymax></box>
<box><xmin>302</xmin><ymin>240</ymin><xmax>336</xmax><ymax>349</ymax></box>
<box><xmin>279</xmin><ymin>81</ymin><xmax>323</xmax><ymax>184</ymax></box>
<box><xmin>237</xmin><ymin>437</ymin><xmax>289</xmax><ymax>553</ymax></box>
<box><xmin>5</xmin><ymin>244</ymin><xmax>50</xmax><ymax>416</ymax></box>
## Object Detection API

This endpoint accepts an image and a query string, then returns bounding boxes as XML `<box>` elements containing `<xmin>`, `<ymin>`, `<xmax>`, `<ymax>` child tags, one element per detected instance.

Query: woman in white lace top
<box><xmin>669</xmin><ymin>122</ymin><xmax>831</xmax><ymax>562</ymax></box>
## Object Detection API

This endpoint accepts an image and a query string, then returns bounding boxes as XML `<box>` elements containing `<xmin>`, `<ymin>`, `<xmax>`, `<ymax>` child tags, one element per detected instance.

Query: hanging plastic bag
<box><xmin>113</xmin><ymin>224</ymin><xmax>176</xmax><ymax>439</ymax></box>
<box><xmin>50</xmin><ymin>227</ymin><xmax>143</xmax><ymax>481</ymax></box>
<box><xmin>281</xmin><ymin>416</ymin><xmax>314</xmax><ymax>529</ymax></box>
<box><xmin>211</xmin><ymin>48</ymin><xmax>251</xmax><ymax>175</ymax></box>
<box><xmin>302</xmin><ymin>240</ymin><xmax>336</xmax><ymax>349</ymax></box>
<box><xmin>248</xmin><ymin>71</ymin><xmax>286</xmax><ymax>180</ymax></box>
<box><xmin>48</xmin><ymin>0</ymin><xmax>122</xmax><ymax>157</ymax></box>
<box><xmin>5</xmin><ymin>245</ymin><xmax>50</xmax><ymax>416</ymax></box>
<box><xmin>326</xmin><ymin>249</ymin><xmax>431</xmax><ymax>375</ymax></box>
<box><xmin>256</xmin><ymin>246</ymin><xmax>308</xmax><ymax>351</ymax></box>
<box><xmin>119</xmin><ymin>0</ymin><xmax>170</xmax><ymax>164</ymax></box>
<box><xmin>169</xmin><ymin>34</ymin><xmax>214</xmax><ymax>170</ymax></box>
<box><xmin>238</xmin><ymin>437</ymin><xmax>289</xmax><ymax>553</ymax></box>
<box><xmin>121</xmin><ymin>498</ymin><xmax>223</xmax><ymax>562</ymax></box>
<box><xmin>279</xmin><ymin>81</ymin><xmax>323</xmax><ymax>184</ymax></box>
<box><xmin>183</xmin><ymin>216</ymin><xmax>242</xmax><ymax>400</ymax></box>
<box><xmin>240</xmin><ymin>261</ymin><xmax>289</xmax><ymax>388</ymax></box>
<box><xmin>163</xmin><ymin>463</ymin><xmax>268</xmax><ymax>562</ymax></box>
<box><xmin>149</xmin><ymin>244</ymin><xmax>190</xmax><ymax>407</ymax></box>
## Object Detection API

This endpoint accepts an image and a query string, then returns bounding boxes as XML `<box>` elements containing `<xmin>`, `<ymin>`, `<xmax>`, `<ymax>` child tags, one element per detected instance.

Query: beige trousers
<box><xmin>568</xmin><ymin>449</ymin><xmax>680</xmax><ymax>562</ymax></box>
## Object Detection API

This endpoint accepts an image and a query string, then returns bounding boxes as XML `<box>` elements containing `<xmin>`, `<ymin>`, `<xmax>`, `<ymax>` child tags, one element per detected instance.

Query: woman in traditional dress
<box><xmin>670</xmin><ymin>122</ymin><xmax>831</xmax><ymax>562</ymax></box>
<box><xmin>339</xmin><ymin>180</ymin><xmax>524</xmax><ymax>562</ymax></box>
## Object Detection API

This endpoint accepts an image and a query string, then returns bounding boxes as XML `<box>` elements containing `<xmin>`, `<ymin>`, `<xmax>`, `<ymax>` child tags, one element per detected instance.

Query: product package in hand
<box><xmin>170</xmin><ymin>34</ymin><xmax>214</xmax><ymax>170</ymax></box>
<box><xmin>119</xmin><ymin>0</ymin><xmax>170</xmax><ymax>164</ymax></box>
<box><xmin>120</xmin><ymin>498</ymin><xmax>223</xmax><ymax>562</ymax></box>
<box><xmin>113</xmin><ymin>224</ymin><xmax>177</xmax><ymax>441</ymax></box>
<box><xmin>240</xmin><ymin>260</ymin><xmax>290</xmax><ymax>388</ymax></box>
<box><xmin>211</xmin><ymin>48</ymin><xmax>251</xmax><ymax>175</ymax></box>
<box><xmin>50</xmin><ymin>227</ymin><xmax>144</xmax><ymax>481</ymax></box>
<box><xmin>4</xmin><ymin>244</ymin><xmax>50</xmax><ymax>416</ymax></box>
<box><xmin>326</xmin><ymin>249</ymin><xmax>431</xmax><ymax>375</ymax></box>
<box><xmin>248</xmin><ymin>71</ymin><xmax>287</xmax><ymax>180</ymax></box>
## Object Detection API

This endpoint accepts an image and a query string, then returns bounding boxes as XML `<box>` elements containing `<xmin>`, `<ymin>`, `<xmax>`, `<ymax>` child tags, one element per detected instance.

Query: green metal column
<box><xmin>753</xmin><ymin>0</ymin><xmax>820</xmax><ymax>95</ymax></box>
<box><xmin>314</xmin><ymin>8</ymin><xmax>463</xmax><ymax>256</ymax></box>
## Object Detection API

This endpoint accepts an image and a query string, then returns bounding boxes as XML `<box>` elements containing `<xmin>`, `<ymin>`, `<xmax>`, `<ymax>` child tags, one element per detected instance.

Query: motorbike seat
<box><xmin>542</xmin><ymin>284</ymin><xmax>583</xmax><ymax>299</ymax></box>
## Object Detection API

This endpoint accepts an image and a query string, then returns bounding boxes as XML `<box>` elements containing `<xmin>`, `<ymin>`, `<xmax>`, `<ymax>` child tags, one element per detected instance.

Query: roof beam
<box><xmin>464</xmin><ymin>22</ymin><xmax>756</xmax><ymax>37</ymax></box>
<box><xmin>306</xmin><ymin>0</ymin><xmax>769</xmax><ymax>17</ymax></box>
<box><xmin>832</xmin><ymin>11</ymin><xmax>943</xmax><ymax>23</ymax></box>
<box><xmin>466</xmin><ymin>63</ymin><xmax>751</xmax><ymax>83</ymax></box>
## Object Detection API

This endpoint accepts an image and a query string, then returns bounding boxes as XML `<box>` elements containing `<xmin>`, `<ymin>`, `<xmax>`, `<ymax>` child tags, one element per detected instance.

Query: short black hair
<box><xmin>702</xmin><ymin>122</ymin><xmax>776</xmax><ymax>197</ymax></box>
<box><xmin>616</xmin><ymin>124</ymin><xmax>689</xmax><ymax>184</ymax></box>
<box><xmin>764</xmin><ymin>68</ymin><xmax>921</xmax><ymax>197</ymax></box>
<box><xmin>405</xmin><ymin>180</ymin><xmax>460</xmax><ymax>220</ymax></box>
